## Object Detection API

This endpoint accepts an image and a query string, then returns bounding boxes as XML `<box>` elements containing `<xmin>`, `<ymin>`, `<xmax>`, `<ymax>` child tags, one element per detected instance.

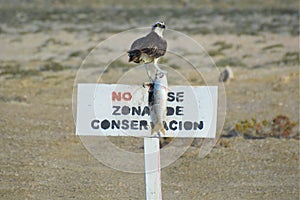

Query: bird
<box><xmin>128</xmin><ymin>21</ymin><xmax>167</xmax><ymax>81</ymax></box>
<box><xmin>219</xmin><ymin>66</ymin><xmax>234</xmax><ymax>83</ymax></box>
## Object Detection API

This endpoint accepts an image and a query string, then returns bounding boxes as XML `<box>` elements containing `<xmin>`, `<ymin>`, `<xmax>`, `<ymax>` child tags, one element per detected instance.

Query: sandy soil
<box><xmin>0</xmin><ymin>2</ymin><xmax>299</xmax><ymax>200</ymax></box>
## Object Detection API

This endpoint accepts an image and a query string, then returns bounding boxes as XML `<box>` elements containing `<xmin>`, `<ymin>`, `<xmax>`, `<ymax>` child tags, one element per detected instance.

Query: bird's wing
<box><xmin>130</xmin><ymin>32</ymin><xmax>167</xmax><ymax>58</ymax></box>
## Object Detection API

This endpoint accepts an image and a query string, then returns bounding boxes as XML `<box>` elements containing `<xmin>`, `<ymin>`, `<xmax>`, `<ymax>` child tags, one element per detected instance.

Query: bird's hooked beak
<box><xmin>152</xmin><ymin>22</ymin><xmax>166</xmax><ymax>30</ymax></box>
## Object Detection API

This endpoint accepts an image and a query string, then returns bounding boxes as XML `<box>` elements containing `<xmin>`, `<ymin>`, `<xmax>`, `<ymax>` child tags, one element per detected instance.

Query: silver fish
<box><xmin>148</xmin><ymin>70</ymin><xmax>168</xmax><ymax>135</ymax></box>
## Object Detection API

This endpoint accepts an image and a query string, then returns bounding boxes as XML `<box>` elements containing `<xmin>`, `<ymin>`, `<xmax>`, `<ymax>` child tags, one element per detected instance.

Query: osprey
<box><xmin>128</xmin><ymin>21</ymin><xmax>167</xmax><ymax>81</ymax></box>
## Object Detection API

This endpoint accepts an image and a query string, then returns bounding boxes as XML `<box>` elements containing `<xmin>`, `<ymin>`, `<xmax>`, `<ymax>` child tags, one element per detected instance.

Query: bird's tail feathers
<box><xmin>128</xmin><ymin>49</ymin><xmax>141</xmax><ymax>63</ymax></box>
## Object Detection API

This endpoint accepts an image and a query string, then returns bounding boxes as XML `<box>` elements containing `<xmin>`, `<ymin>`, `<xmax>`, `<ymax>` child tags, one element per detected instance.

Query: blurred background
<box><xmin>0</xmin><ymin>1</ymin><xmax>299</xmax><ymax>199</ymax></box>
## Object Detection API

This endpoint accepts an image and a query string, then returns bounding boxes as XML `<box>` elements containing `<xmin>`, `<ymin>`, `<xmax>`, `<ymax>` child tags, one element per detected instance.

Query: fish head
<box><xmin>154</xmin><ymin>70</ymin><xmax>168</xmax><ymax>88</ymax></box>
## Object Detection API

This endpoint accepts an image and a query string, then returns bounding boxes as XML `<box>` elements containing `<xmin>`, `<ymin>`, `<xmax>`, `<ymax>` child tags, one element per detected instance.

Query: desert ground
<box><xmin>0</xmin><ymin>1</ymin><xmax>299</xmax><ymax>199</ymax></box>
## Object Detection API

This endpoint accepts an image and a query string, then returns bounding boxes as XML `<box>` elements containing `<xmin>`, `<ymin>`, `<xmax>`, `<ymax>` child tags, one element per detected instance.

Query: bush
<box><xmin>225</xmin><ymin>115</ymin><xmax>298</xmax><ymax>139</ymax></box>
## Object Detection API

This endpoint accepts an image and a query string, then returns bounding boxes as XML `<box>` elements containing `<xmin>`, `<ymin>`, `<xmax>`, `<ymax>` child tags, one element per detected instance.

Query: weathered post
<box><xmin>144</xmin><ymin>137</ymin><xmax>162</xmax><ymax>200</ymax></box>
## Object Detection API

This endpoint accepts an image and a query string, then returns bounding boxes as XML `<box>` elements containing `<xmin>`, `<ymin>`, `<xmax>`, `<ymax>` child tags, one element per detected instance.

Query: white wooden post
<box><xmin>144</xmin><ymin>137</ymin><xmax>162</xmax><ymax>200</ymax></box>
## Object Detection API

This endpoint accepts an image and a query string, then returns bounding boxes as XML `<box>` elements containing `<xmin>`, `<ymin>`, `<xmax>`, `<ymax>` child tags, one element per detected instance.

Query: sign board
<box><xmin>76</xmin><ymin>84</ymin><xmax>217</xmax><ymax>138</ymax></box>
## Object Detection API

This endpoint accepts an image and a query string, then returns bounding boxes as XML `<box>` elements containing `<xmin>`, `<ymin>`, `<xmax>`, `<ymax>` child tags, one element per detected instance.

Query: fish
<box><xmin>147</xmin><ymin>70</ymin><xmax>168</xmax><ymax>135</ymax></box>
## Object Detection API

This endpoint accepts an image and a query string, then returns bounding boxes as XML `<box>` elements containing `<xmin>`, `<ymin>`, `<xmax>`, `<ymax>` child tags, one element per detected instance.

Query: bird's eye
<box><xmin>157</xmin><ymin>23</ymin><xmax>161</xmax><ymax>27</ymax></box>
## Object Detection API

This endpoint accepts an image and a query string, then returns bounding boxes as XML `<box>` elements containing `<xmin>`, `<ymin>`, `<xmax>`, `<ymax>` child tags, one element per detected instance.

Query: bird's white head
<box><xmin>152</xmin><ymin>21</ymin><xmax>166</xmax><ymax>37</ymax></box>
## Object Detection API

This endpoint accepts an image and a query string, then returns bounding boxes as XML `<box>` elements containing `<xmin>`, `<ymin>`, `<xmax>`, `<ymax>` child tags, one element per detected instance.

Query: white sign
<box><xmin>76</xmin><ymin>84</ymin><xmax>217</xmax><ymax>138</ymax></box>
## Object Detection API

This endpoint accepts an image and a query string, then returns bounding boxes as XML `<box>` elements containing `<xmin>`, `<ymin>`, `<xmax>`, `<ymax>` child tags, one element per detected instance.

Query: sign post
<box><xmin>144</xmin><ymin>137</ymin><xmax>162</xmax><ymax>200</ymax></box>
<box><xmin>76</xmin><ymin>83</ymin><xmax>218</xmax><ymax>199</ymax></box>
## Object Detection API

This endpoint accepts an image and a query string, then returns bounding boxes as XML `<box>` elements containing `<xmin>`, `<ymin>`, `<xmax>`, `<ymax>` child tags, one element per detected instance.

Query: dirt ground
<box><xmin>0</xmin><ymin>1</ymin><xmax>299</xmax><ymax>199</ymax></box>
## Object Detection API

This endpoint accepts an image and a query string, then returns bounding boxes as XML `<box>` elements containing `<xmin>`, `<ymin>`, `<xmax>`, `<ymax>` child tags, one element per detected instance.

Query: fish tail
<box><xmin>151</xmin><ymin>123</ymin><xmax>166</xmax><ymax>135</ymax></box>
<box><xmin>160</xmin><ymin>127</ymin><xmax>166</xmax><ymax>135</ymax></box>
